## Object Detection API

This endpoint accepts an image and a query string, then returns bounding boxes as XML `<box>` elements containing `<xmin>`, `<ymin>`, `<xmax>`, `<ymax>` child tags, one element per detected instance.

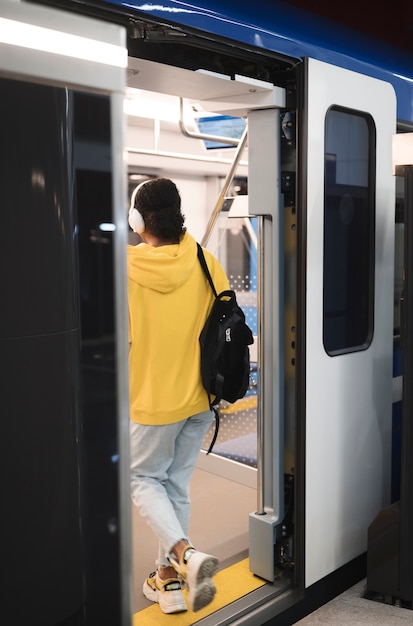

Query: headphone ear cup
<box><xmin>128</xmin><ymin>208</ymin><xmax>145</xmax><ymax>234</ymax></box>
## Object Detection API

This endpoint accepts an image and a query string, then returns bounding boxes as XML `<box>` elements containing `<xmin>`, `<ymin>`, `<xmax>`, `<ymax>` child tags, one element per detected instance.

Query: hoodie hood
<box><xmin>127</xmin><ymin>231</ymin><xmax>197</xmax><ymax>294</ymax></box>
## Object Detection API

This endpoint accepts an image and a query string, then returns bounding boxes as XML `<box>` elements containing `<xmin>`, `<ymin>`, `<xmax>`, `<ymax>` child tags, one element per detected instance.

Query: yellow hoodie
<box><xmin>128</xmin><ymin>231</ymin><xmax>229</xmax><ymax>425</ymax></box>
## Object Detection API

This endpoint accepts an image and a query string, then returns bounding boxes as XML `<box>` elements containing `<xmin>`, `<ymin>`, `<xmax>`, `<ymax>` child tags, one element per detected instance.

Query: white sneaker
<box><xmin>169</xmin><ymin>546</ymin><xmax>219</xmax><ymax>612</ymax></box>
<box><xmin>142</xmin><ymin>571</ymin><xmax>187</xmax><ymax>614</ymax></box>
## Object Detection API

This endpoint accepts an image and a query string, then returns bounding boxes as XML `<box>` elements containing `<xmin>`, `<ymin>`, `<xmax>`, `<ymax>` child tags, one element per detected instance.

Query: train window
<box><xmin>323</xmin><ymin>106</ymin><xmax>376</xmax><ymax>355</ymax></box>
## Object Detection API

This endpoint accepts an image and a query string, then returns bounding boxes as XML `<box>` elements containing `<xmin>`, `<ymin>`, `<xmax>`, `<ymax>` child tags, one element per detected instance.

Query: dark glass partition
<box><xmin>0</xmin><ymin>79</ymin><xmax>122</xmax><ymax>626</ymax></box>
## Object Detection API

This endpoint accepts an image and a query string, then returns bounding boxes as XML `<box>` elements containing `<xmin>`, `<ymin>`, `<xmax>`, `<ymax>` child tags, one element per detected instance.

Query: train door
<box><xmin>0</xmin><ymin>3</ymin><xmax>131</xmax><ymax>625</ymax></box>
<box><xmin>301</xmin><ymin>58</ymin><xmax>397</xmax><ymax>587</ymax></box>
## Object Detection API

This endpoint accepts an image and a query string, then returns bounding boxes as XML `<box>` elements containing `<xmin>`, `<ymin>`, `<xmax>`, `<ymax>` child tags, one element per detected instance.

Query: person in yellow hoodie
<box><xmin>128</xmin><ymin>178</ymin><xmax>229</xmax><ymax>615</ymax></box>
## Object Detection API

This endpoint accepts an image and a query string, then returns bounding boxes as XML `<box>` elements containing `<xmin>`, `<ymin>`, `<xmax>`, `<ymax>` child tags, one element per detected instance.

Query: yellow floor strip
<box><xmin>220</xmin><ymin>395</ymin><xmax>257</xmax><ymax>414</ymax></box>
<box><xmin>133</xmin><ymin>558</ymin><xmax>266</xmax><ymax>626</ymax></box>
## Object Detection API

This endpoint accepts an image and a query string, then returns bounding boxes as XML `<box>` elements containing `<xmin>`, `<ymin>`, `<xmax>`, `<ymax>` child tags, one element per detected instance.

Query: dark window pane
<box><xmin>323</xmin><ymin>107</ymin><xmax>375</xmax><ymax>355</ymax></box>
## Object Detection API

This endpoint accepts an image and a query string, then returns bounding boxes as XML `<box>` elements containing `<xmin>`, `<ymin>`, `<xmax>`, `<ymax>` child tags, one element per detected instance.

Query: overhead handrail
<box><xmin>179</xmin><ymin>97</ymin><xmax>240</xmax><ymax>147</ymax></box>
<box><xmin>126</xmin><ymin>145</ymin><xmax>247</xmax><ymax>167</ymax></box>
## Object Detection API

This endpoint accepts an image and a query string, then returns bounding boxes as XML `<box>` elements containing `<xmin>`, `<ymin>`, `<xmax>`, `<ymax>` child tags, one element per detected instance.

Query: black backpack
<box><xmin>197</xmin><ymin>243</ymin><xmax>254</xmax><ymax>453</ymax></box>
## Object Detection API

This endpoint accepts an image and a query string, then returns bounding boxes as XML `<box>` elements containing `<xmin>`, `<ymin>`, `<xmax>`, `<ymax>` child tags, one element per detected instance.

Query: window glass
<box><xmin>323</xmin><ymin>107</ymin><xmax>375</xmax><ymax>355</ymax></box>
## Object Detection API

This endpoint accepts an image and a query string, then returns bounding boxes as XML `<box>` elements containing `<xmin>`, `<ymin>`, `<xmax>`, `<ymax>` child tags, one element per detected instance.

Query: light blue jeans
<box><xmin>130</xmin><ymin>409</ymin><xmax>214</xmax><ymax>567</ymax></box>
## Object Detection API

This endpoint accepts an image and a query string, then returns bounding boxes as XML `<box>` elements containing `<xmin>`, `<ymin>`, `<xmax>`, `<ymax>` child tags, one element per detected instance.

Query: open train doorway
<box><xmin>124</xmin><ymin>26</ymin><xmax>298</xmax><ymax>622</ymax></box>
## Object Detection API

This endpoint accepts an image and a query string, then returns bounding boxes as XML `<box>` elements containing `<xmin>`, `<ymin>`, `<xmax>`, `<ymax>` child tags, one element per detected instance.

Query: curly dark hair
<box><xmin>134</xmin><ymin>178</ymin><xmax>186</xmax><ymax>241</ymax></box>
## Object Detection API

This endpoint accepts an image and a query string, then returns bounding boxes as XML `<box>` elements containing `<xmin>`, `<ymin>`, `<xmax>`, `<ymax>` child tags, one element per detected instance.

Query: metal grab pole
<box><xmin>256</xmin><ymin>215</ymin><xmax>265</xmax><ymax>515</ymax></box>
<box><xmin>201</xmin><ymin>125</ymin><xmax>248</xmax><ymax>246</ymax></box>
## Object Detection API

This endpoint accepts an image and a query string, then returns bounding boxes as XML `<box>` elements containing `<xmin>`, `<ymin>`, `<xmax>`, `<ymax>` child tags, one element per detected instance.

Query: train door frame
<box><xmin>0</xmin><ymin>2</ymin><xmax>131</xmax><ymax>624</ymax></box>
<box><xmin>394</xmin><ymin>137</ymin><xmax>413</xmax><ymax>603</ymax></box>
<box><xmin>366</xmin><ymin>133</ymin><xmax>413</xmax><ymax>605</ymax></box>
<box><xmin>123</xmin><ymin>39</ymin><xmax>304</xmax><ymax>621</ymax></box>
<box><xmin>247</xmin><ymin>107</ymin><xmax>287</xmax><ymax>582</ymax></box>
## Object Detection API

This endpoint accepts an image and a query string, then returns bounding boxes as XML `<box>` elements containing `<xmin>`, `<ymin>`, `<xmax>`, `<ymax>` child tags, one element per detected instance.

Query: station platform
<box><xmin>295</xmin><ymin>579</ymin><xmax>413</xmax><ymax>625</ymax></box>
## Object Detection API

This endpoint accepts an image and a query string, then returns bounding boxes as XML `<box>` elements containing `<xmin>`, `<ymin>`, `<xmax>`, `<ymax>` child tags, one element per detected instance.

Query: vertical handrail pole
<box><xmin>256</xmin><ymin>215</ymin><xmax>265</xmax><ymax>514</ymax></box>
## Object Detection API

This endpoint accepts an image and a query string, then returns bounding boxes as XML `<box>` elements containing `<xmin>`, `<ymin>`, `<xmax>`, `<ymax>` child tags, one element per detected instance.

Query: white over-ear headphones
<box><xmin>128</xmin><ymin>180</ymin><xmax>150</xmax><ymax>234</ymax></box>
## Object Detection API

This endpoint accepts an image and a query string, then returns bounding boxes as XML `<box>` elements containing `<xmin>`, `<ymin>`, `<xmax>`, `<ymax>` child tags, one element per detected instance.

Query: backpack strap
<box><xmin>197</xmin><ymin>242</ymin><xmax>219</xmax><ymax>454</ymax></box>
<box><xmin>197</xmin><ymin>243</ymin><xmax>218</xmax><ymax>298</ymax></box>
<box><xmin>197</xmin><ymin>243</ymin><xmax>225</xmax><ymax>406</ymax></box>
<box><xmin>206</xmin><ymin>407</ymin><xmax>220</xmax><ymax>454</ymax></box>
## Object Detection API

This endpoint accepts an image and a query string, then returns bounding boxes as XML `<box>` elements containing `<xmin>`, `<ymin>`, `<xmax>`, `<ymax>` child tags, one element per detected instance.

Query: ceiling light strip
<box><xmin>0</xmin><ymin>17</ymin><xmax>127</xmax><ymax>68</ymax></box>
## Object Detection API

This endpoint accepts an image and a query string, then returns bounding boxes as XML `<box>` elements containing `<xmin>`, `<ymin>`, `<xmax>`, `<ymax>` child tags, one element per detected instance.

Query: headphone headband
<box><xmin>128</xmin><ymin>179</ymin><xmax>151</xmax><ymax>234</ymax></box>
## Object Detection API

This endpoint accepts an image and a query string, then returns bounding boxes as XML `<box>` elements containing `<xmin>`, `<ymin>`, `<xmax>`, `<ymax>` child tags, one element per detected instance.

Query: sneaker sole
<box><xmin>189</xmin><ymin>579</ymin><xmax>217</xmax><ymax>612</ymax></box>
<box><xmin>194</xmin><ymin>555</ymin><xmax>219</xmax><ymax>584</ymax></box>
<box><xmin>187</xmin><ymin>555</ymin><xmax>219</xmax><ymax>612</ymax></box>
